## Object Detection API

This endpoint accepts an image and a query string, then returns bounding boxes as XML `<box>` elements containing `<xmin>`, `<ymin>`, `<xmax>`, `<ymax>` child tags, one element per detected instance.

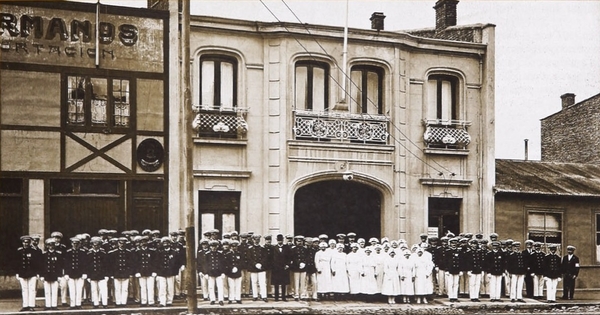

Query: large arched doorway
<box><xmin>294</xmin><ymin>180</ymin><xmax>381</xmax><ymax>240</ymax></box>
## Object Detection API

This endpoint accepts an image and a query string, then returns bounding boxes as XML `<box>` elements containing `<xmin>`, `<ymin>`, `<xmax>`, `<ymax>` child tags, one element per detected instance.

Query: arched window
<box><xmin>199</xmin><ymin>55</ymin><xmax>238</xmax><ymax>108</ymax></box>
<box><xmin>350</xmin><ymin>65</ymin><xmax>384</xmax><ymax>115</ymax></box>
<box><xmin>295</xmin><ymin>61</ymin><xmax>329</xmax><ymax>111</ymax></box>
<box><xmin>427</xmin><ymin>74</ymin><xmax>459</xmax><ymax>122</ymax></box>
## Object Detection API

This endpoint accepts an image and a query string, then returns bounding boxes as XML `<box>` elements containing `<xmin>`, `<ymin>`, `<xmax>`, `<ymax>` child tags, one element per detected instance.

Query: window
<box><xmin>50</xmin><ymin>179</ymin><xmax>119</xmax><ymax>195</ymax></box>
<box><xmin>66</xmin><ymin>75</ymin><xmax>131</xmax><ymax>129</ymax></box>
<box><xmin>427</xmin><ymin>74</ymin><xmax>458</xmax><ymax>122</ymax></box>
<box><xmin>350</xmin><ymin>66</ymin><xmax>383</xmax><ymax>115</ymax></box>
<box><xmin>295</xmin><ymin>61</ymin><xmax>329</xmax><ymax>111</ymax></box>
<box><xmin>528</xmin><ymin>211</ymin><xmax>562</xmax><ymax>250</ymax></box>
<box><xmin>200</xmin><ymin>55</ymin><xmax>237</xmax><ymax>108</ymax></box>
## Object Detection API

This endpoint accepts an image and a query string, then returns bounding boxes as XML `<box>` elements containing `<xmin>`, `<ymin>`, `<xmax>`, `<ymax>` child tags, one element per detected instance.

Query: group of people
<box><xmin>15</xmin><ymin>228</ymin><xmax>581</xmax><ymax>311</ymax></box>
<box><xmin>15</xmin><ymin>229</ymin><xmax>187</xmax><ymax>311</ymax></box>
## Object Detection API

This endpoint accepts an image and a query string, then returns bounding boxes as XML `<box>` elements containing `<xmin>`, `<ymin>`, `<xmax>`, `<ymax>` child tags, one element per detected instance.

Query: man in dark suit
<box><xmin>561</xmin><ymin>245</ymin><xmax>580</xmax><ymax>300</ymax></box>
<box><xmin>270</xmin><ymin>234</ymin><xmax>291</xmax><ymax>301</ymax></box>
<box><xmin>522</xmin><ymin>239</ymin><xmax>535</xmax><ymax>298</ymax></box>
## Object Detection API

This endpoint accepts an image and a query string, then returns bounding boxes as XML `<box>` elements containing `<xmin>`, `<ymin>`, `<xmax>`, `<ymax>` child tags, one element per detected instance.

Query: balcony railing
<box><xmin>293</xmin><ymin>110</ymin><xmax>389</xmax><ymax>144</ymax></box>
<box><xmin>192</xmin><ymin>105</ymin><xmax>248</xmax><ymax>139</ymax></box>
<box><xmin>423</xmin><ymin>119</ymin><xmax>471</xmax><ymax>149</ymax></box>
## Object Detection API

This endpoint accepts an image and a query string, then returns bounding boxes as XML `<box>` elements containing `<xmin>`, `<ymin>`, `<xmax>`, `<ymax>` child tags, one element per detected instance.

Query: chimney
<box><xmin>370</xmin><ymin>12</ymin><xmax>386</xmax><ymax>31</ymax></box>
<box><xmin>434</xmin><ymin>0</ymin><xmax>459</xmax><ymax>32</ymax></box>
<box><xmin>560</xmin><ymin>93</ymin><xmax>576</xmax><ymax>109</ymax></box>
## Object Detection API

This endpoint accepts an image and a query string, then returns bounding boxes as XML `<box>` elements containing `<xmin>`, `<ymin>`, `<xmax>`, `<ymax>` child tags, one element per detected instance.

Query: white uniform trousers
<box><xmin>446</xmin><ymin>273</ymin><xmax>460</xmax><ymax>299</ymax></box>
<box><xmin>436</xmin><ymin>269</ymin><xmax>446</xmax><ymax>295</ymax></box>
<box><xmin>222</xmin><ymin>273</ymin><xmax>229</xmax><ymax>299</ymax></box>
<box><xmin>18</xmin><ymin>276</ymin><xmax>37</xmax><ymax>308</ymax></box>
<box><xmin>59</xmin><ymin>276</ymin><xmax>68</xmax><ymax>304</ymax></box>
<box><xmin>175</xmin><ymin>268</ymin><xmax>182</xmax><ymax>296</ymax></box>
<box><xmin>114</xmin><ymin>278</ymin><xmax>129</xmax><ymax>305</ymax></box>
<box><xmin>43</xmin><ymin>281</ymin><xmax>59</xmax><ymax>307</ymax></box>
<box><xmin>67</xmin><ymin>278</ymin><xmax>84</xmax><ymax>307</ymax></box>
<box><xmin>90</xmin><ymin>279</ymin><xmax>108</xmax><ymax>306</ymax></box>
<box><xmin>250</xmin><ymin>271</ymin><xmax>267</xmax><ymax>299</ymax></box>
<box><xmin>503</xmin><ymin>272</ymin><xmax>511</xmax><ymax>297</ymax></box>
<box><xmin>305</xmin><ymin>273</ymin><xmax>318</xmax><ymax>299</ymax></box>
<box><xmin>228</xmin><ymin>277</ymin><xmax>242</xmax><ymax>302</ymax></box>
<box><xmin>533</xmin><ymin>274</ymin><xmax>544</xmax><ymax>297</ymax></box>
<box><xmin>139</xmin><ymin>276</ymin><xmax>155</xmax><ymax>305</ymax></box>
<box><xmin>468</xmin><ymin>273</ymin><xmax>482</xmax><ymax>299</ymax></box>
<box><xmin>480</xmin><ymin>271</ymin><xmax>490</xmax><ymax>295</ymax></box>
<box><xmin>199</xmin><ymin>273</ymin><xmax>209</xmax><ymax>299</ymax></box>
<box><xmin>156</xmin><ymin>276</ymin><xmax>174</xmax><ymax>306</ymax></box>
<box><xmin>510</xmin><ymin>274</ymin><xmax>524</xmax><ymax>300</ymax></box>
<box><xmin>488</xmin><ymin>274</ymin><xmax>503</xmax><ymax>300</ymax></box>
<box><xmin>545</xmin><ymin>277</ymin><xmax>559</xmax><ymax>301</ymax></box>
<box><xmin>208</xmin><ymin>275</ymin><xmax>224</xmax><ymax>302</ymax></box>
<box><xmin>292</xmin><ymin>271</ymin><xmax>307</xmax><ymax>299</ymax></box>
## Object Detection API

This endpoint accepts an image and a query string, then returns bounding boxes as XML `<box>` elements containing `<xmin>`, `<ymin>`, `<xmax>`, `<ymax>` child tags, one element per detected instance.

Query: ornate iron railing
<box><xmin>423</xmin><ymin>119</ymin><xmax>471</xmax><ymax>149</ymax></box>
<box><xmin>293</xmin><ymin>110</ymin><xmax>389</xmax><ymax>144</ymax></box>
<box><xmin>192</xmin><ymin>105</ymin><xmax>248</xmax><ymax>139</ymax></box>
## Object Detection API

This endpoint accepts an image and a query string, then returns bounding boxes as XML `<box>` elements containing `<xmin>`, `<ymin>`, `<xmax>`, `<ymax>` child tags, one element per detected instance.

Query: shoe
<box><xmin>497</xmin><ymin>299</ymin><xmax>503</xmax><ymax>302</ymax></box>
<box><xmin>237</xmin><ymin>300</ymin><xmax>242</xmax><ymax>304</ymax></box>
<box><xmin>102</xmin><ymin>305</ymin><xmax>108</xmax><ymax>309</ymax></box>
<box><xmin>210</xmin><ymin>301</ymin><xmax>215</xmax><ymax>305</ymax></box>
<box><xmin>295</xmin><ymin>298</ymin><xmax>299</xmax><ymax>301</ymax></box>
<box><xmin>203</xmin><ymin>298</ymin><xmax>209</xmax><ymax>301</ymax></box>
<box><xmin>44</xmin><ymin>307</ymin><xmax>51</xmax><ymax>311</ymax></box>
<box><xmin>263</xmin><ymin>298</ymin><xmax>268</xmax><ymax>302</ymax></box>
<box><xmin>62</xmin><ymin>303</ymin><xmax>68</xmax><ymax>307</ymax></box>
<box><xmin>517</xmin><ymin>299</ymin><xmax>526</xmax><ymax>303</ymax></box>
<box><xmin>511</xmin><ymin>299</ymin><xmax>516</xmax><ymax>303</ymax></box>
<box><xmin>52</xmin><ymin>307</ymin><xmax>58</xmax><ymax>310</ymax></box>
<box><xmin>474</xmin><ymin>299</ymin><xmax>481</xmax><ymax>302</ymax></box>
<box><xmin>69</xmin><ymin>306</ymin><xmax>77</xmax><ymax>310</ymax></box>
<box><xmin>282</xmin><ymin>298</ymin><xmax>287</xmax><ymax>302</ymax></box>
<box><xmin>219</xmin><ymin>301</ymin><xmax>224</xmax><ymax>306</ymax></box>
<box><xmin>228</xmin><ymin>301</ymin><xmax>233</xmax><ymax>304</ymax></box>
<box><xmin>253</xmin><ymin>298</ymin><xmax>258</xmax><ymax>301</ymax></box>
<box><xmin>93</xmin><ymin>305</ymin><xmax>99</xmax><ymax>309</ymax></box>
<box><xmin>275</xmin><ymin>298</ymin><xmax>279</xmax><ymax>302</ymax></box>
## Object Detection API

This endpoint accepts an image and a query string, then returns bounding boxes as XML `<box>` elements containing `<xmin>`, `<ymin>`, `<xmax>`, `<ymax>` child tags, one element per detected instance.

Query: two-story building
<box><xmin>173</xmin><ymin>0</ymin><xmax>496</xmax><ymax>244</ymax></box>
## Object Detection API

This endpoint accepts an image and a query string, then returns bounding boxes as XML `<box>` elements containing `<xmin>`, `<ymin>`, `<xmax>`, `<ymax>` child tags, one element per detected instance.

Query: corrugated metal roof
<box><xmin>495</xmin><ymin>159</ymin><xmax>600</xmax><ymax>197</ymax></box>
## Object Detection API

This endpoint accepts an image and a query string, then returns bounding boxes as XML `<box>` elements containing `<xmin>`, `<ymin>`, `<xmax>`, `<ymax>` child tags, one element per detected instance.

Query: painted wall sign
<box><xmin>0</xmin><ymin>4</ymin><xmax>165</xmax><ymax>73</ymax></box>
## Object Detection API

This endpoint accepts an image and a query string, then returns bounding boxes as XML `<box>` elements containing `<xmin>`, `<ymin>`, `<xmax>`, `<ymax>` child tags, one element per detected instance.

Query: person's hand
<box><xmin>39</xmin><ymin>277</ymin><xmax>45</xmax><ymax>282</ymax></box>
<box><xmin>232</xmin><ymin>267</ymin><xmax>238</xmax><ymax>273</ymax></box>
<box><xmin>82</xmin><ymin>274</ymin><xmax>87</xmax><ymax>280</ymax></box>
<box><xmin>152</xmin><ymin>273</ymin><xmax>157</xmax><ymax>277</ymax></box>
<box><xmin>255</xmin><ymin>263</ymin><xmax>262</xmax><ymax>270</ymax></box>
<box><xmin>64</xmin><ymin>275</ymin><xmax>70</xmax><ymax>281</ymax></box>
<box><xmin>15</xmin><ymin>274</ymin><xmax>20</xmax><ymax>280</ymax></box>
<box><xmin>135</xmin><ymin>273</ymin><xmax>141</xmax><ymax>278</ymax></box>
<box><xmin>459</xmin><ymin>271</ymin><xmax>463</xmax><ymax>276</ymax></box>
<box><xmin>299</xmin><ymin>263</ymin><xmax>306</xmax><ymax>269</ymax></box>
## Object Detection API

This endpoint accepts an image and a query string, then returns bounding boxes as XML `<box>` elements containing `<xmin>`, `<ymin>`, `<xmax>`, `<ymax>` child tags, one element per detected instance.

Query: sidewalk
<box><xmin>0</xmin><ymin>296</ymin><xmax>597</xmax><ymax>315</ymax></box>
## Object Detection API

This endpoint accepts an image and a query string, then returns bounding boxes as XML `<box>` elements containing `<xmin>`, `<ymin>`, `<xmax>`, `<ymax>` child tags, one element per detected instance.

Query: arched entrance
<box><xmin>294</xmin><ymin>180</ymin><xmax>381</xmax><ymax>240</ymax></box>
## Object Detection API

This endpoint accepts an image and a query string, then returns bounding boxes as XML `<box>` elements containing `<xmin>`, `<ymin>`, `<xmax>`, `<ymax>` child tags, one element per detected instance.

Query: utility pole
<box><xmin>181</xmin><ymin>0</ymin><xmax>197</xmax><ymax>313</ymax></box>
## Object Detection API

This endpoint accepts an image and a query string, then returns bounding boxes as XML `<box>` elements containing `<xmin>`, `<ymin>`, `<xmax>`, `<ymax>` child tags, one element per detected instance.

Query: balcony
<box><xmin>423</xmin><ymin>119</ymin><xmax>471</xmax><ymax>153</ymax></box>
<box><xmin>192</xmin><ymin>105</ymin><xmax>248</xmax><ymax>140</ymax></box>
<box><xmin>293</xmin><ymin>110</ymin><xmax>389</xmax><ymax>144</ymax></box>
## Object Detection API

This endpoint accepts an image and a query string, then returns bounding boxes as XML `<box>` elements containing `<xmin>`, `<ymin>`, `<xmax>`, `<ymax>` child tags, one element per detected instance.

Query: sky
<box><xmin>92</xmin><ymin>0</ymin><xmax>600</xmax><ymax>160</ymax></box>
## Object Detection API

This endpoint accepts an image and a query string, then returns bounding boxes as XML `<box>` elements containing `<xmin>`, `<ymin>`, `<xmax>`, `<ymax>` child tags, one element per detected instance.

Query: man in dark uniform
<box><xmin>225</xmin><ymin>240</ymin><xmax>243</xmax><ymax>304</ymax></box>
<box><xmin>444</xmin><ymin>238</ymin><xmax>463</xmax><ymax>302</ymax></box>
<box><xmin>196</xmin><ymin>239</ymin><xmax>210</xmax><ymax>301</ymax></box>
<box><xmin>530</xmin><ymin>242</ymin><xmax>546</xmax><ymax>299</ymax></box>
<box><xmin>290</xmin><ymin>235</ymin><xmax>309</xmax><ymax>301</ymax></box>
<box><xmin>466</xmin><ymin>239</ymin><xmax>484</xmax><ymax>302</ymax></box>
<box><xmin>109</xmin><ymin>237</ymin><xmax>134</xmax><ymax>307</ymax></box>
<box><xmin>305</xmin><ymin>237</ymin><xmax>319</xmax><ymax>301</ymax></box>
<box><xmin>64</xmin><ymin>236</ymin><xmax>86</xmax><ymax>309</ymax></box>
<box><xmin>238</xmin><ymin>233</ymin><xmax>251</xmax><ymax>298</ymax></box>
<box><xmin>263</xmin><ymin>235</ymin><xmax>274</xmax><ymax>298</ymax></box>
<box><xmin>50</xmin><ymin>231</ymin><xmax>68</xmax><ymax>307</ymax></box>
<box><xmin>40</xmin><ymin>238</ymin><xmax>64</xmax><ymax>310</ymax></box>
<box><xmin>135</xmin><ymin>236</ymin><xmax>157</xmax><ymax>307</ymax></box>
<box><xmin>246</xmin><ymin>234</ymin><xmax>268</xmax><ymax>302</ymax></box>
<box><xmin>543</xmin><ymin>244</ymin><xmax>562</xmax><ymax>303</ymax></box>
<box><xmin>506</xmin><ymin>241</ymin><xmax>527</xmax><ymax>302</ymax></box>
<box><xmin>271</xmin><ymin>234</ymin><xmax>291</xmax><ymax>301</ymax></box>
<box><xmin>522</xmin><ymin>239</ymin><xmax>535</xmax><ymax>298</ymax></box>
<box><xmin>86</xmin><ymin>237</ymin><xmax>109</xmax><ymax>309</ymax></box>
<box><xmin>155</xmin><ymin>237</ymin><xmax>178</xmax><ymax>307</ymax></box>
<box><xmin>16</xmin><ymin>235</ymin><xmax>40</xmax><ymax>312</ymax></box>
<box><xmin>561</xmin><ymin>245</ymin><xmax>579</xmax><ymax>300</ymax></box>
<box><xmin>435</xmin><ymin>236</ymin><xmax>448</xmax><ymax>297</ymax></box>
<box><xmin>479</xmin><ymin>239</ymin><xmax>490</xmax><ymax>297</ymax></box>
<box><xmin>205</xmin><ymin>240</ymin><xmax>225</xmax><ymax>305</ymax></box>
<box><xmin>485</xmin><ymin>241</ymin><xmax>506</xmax><ymax>302</ymax></box>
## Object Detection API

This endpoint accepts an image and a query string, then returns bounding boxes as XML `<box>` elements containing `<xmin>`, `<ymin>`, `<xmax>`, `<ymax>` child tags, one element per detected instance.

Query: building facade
<box><xmin>179</xmin><ymin>0</ymin><xmax>496</xmax><ymax>244</ymax></box>
<box><xmin>0</xmin><ymin>2</ymin><xmax>169</xmax><ymax>273</ymax></box>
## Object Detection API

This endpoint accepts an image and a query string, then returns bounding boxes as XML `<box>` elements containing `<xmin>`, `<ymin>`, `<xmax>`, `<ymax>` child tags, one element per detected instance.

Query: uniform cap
<box><xmin>548</xmin><ymin>244</ymin><xmax>558</xmax><ymax>249</ymax></box>
<box><xmin>420</xmin><ymin>233</ymin><xmax>427</xmax><ymax>238</ymax></box>
<box><xmin>70</xmin><ymin>236</ymin><xmax>81</xmax><ymax>243</ymax></box>
<box><xmin>491</xmin><ymin>241</ymin><xmax>500</xmax><ymax>246</ymax></box>
<box><xmin>252</xmin><ymin>234</ymin><xmax>262</xmax><ymax>239</ymax></box>
<box><xmin>122</xmin><ymin>230</ymin><xmax>131</xmax><ymax>236</ymax></box>
<box><xmin>475</xmin><ymin>233</ymin><xmax>483</xmax><ymax>239</ymax></box>
<box><xmin>130</xmin><ymin>230</ymin><xmax>139</xmax><ymax>236</ymax></box>
<box><xmin>133</xmin><ymin>236</ymin><xmax>143</xmax><ymax>242</ymax></box>
<box><xmin>20</xmin><ymin>235</ymin><xmax>32</xmax><ymax>241</ymax></box>
<box><xmin>336</xmin><ymin>243</ymin><xmax>344</xmax><ymax>249</ymax></box>
<box><xmin>221</xmin><ymin>239</ymin><xmax>230</xmax><ymax>245</ymax></box>
<box><xmin>319</xmin><ymin>234</ymin><xmax>328</xmax><ymax>239</ymax></box>
<box><xmin>51</xmin><ymin>231</ymin><xmax>63</xmax><ymax>238</ymax></box>
<box><xmin>512</xmin><ymin>241</ymin><xmax>521</xmax><ymax>246</ymax></box>
<box><xmin>357</xmin><ymin>238</ymin><xmax>366</xmax><ymax>244</ymax></box>
<box><xmin>294</xmin><ymin>235</ymin><xmax>304</xmax><ymax>240</ymax></box>
<box><xmin>240</xmin><ymin>233</ymin><xmax>249</xmax><ymax>238</ymax></box>
<box><xmin>230</xmin><ymin>240</ymin><xmax>240</xmax><ymax>246</ymax></box>
<box><xmin>440</xmin><ymin>236</ymin><xmax>449</xmax><ymax>241</ymax></box>
<box><xmin>336</xmin><ymin>233</ymin><xmax>346</xmax><ymax>238</ymax></box>
<box><xmin>460</xmin><ymin>238</ymin><xmax>469</xmax><ymax>243</ymax></box>
<box><xmin>98</xmin><ymin>229</ymin><xmax>108</xmax><ymax>235</ymax></box>
<box><xmin>350</xmin><ymin>243</ymin><xmax>359</xmax><ymax>248</ymax></box>
<box><xmin>230</xmin><ymin>231</ymin><xmax>239</xmax><ymax>236</ymax></box>
<box><xmin>428</xmin><ymin>236</ymin><xmax>439</xmax><ymax>241</ymax></box>
<box><xmin>200</xmin><ymin>238</ymin><xmax>209</xmax><ymax>245</ymax></box>
<box><xmin>525</xmin><ymin>239</ymin><xmax>534</xmax><ymax>244</ymax></box>
<box><xmin>369</xmin><ymin>237</ymin><xmax>379</xmax><ymax>243</ymax></box>
<box><xmin>534</xmin><ymin>242</ymin><xmax>542</xmax><ymax>247</ymax></box>
<box><xmin>264</xmin><ymin>235</ymin><xmax>272</xmax><ymax>240</ymax></box>
<box><xmin>161</xmin><ymin>236</ymin><xmax>171</xmax><ymax>243</ymax></box>
<box><xmin>209</xmin><ymin>240</ymin><xmax>219</xmax><ymax>246</ymax></box>
<box><xmin>223</xmin><ymin>233</ymin><xmax>232</xmax><ymax>239</ymax></box>
<box><xmin>449</xmin><ymin>237</ymin><xmax>458</xmax><ymax>243</ymax></box>
<box><xmin>285</xmin><ymin>234</ymin><xmax>293</xmax><ymax>239</ymax></box>
<box><xmin>304</xmin><ymin>237</ymin><xmax>312</xmax><ymax>243</ymax></box>
<box><xmin>142</xmin><ymin>229</ymin><xmax>152</xmax><ymax>236</ymax></box>
<box><xmin>90</xmin><ymin>237</ymin><xmax>102</xmax><ymax>244</ymax></box>
<box><xmin>328</xmin><ymin>239</ymin><xmax>337</xmax><ymax>245</ymax></box>
<box><xmin>347</xmin><ymin>232</ymin><xmax>356</xmax><ymax>237</ymax></box>
<box><xmin>151</xmin><ymin>230</ymin><xmax>160</xmax><ymax>235</ymax></box>
<box><xmin>381</xmin><ymin>237</ymin><xmax>389</xmax><ymax>243</ymax></box>
<box><xmin>469</xmin><ymin>239</ymin><xmax>478</xmax><ymax>244</ymax></box>
<box><xmin>178</xmin><ymin>229</ymin><xmax>185</xmax><ymax>235</ymax></box>
<box><xmin>203</xmin><ymin>231</ymin><xmax>212</xmax><ymax>236</ymax></box>
<box><xmin>489</xmin><ymin>232</ymin><xmax>499</xmax><ymax>238</ymax></box>
<box><xmin>45</xmin><ymin>238</ymin><xmax>55</xmax><ymax>245</ymax></box>
<box><xmin>567</xmin><ymin>245</ymin><xmax>576</xmax><ymax>250</ymax></box>
<box><xmin>118</xmin><ymin>237</ymin><xmax>128</xmax><ymax>242</ymax></box>
<box><xmin>169</xmin><ymin>231</ymin><xmax>178</xmax><ymax>236</ymax></box>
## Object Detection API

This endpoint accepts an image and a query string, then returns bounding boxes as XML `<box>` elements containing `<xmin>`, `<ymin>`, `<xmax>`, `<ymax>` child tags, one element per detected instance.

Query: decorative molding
<box><xmin>194</xmin><ymin>170</ymin><xmax>252</xmax><ymax>178</ymax></box>
<box><xmin>419</xmin><ymin>178</ymin><xmax>472</xmax><ymax>187</ymax></box>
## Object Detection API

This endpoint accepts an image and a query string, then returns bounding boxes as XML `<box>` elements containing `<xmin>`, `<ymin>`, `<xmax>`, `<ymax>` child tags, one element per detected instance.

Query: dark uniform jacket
<box><xmin>196</xmin><ymin>248</ymin><xmax>209</xmax><ymax>275</ymax></box>
<box><xmin>561</xmin><ymin>254</ymin><xmax>580</xmax><ymax>277</ymax></box>
<box><xmin>263</xmin><ymin>244</ymin><xmax>274</xmax><ymax>271</ymax></box>
<box><xmin>271</xmin><ymin>244</ymin><xmax>291</xmax><ymax>285</ymax></box>
<box><xmin>64</xmin><ymin>247</ymin><xmax>87</xmax><ymax>278</ymax></box>
<box><xmin>245</xmin><ymin>244</ymin><xmax>266</xmax><ymax>273</ymax></box>
<box><xmin>108</xmin><ymin>247</ymin><xmax>134</xmax><ymax>279</ymax></box>
<box><xmin>466</xmin><ymin>248</ymin><xmax>485</xmax><ymax>274</ymax></box>
<box><xmin>435</xmin><ymin>246</ymin><xmax>448</xmax><ymax>270</ymax></box>
<box><xmin>444</xmin><ymin>247</ymin><xmax>464</xmax><ymax>275</ymax></box>
<box><xmin>238</xmin><ymin>241</ymin><xmax>250</xmax><ymax>270</ymax></box>
<box><xmin>290</xmin><ymin>245</ymin><xmax>309</xmax><ymax>273</ymax></box>
<box><xmin>305</xmin><ymin>247</ymin><xmax>318</xmax><ymax>274</ymax></box>
<box><xmin>41</xmin><ymin>250</ymin><xmax>64</xmax><ymax>282</ymax></box>
<box><xmin>224</xmin><ymin>250</ymin><xmax>243</xmax><ymax>279</ymax></box>
<box><xmin>85</xmin><ymin>248</ymin><xmax>108</xmax><ymax>280</ymax></box>
<box><xmin>522</xmin><ymin>249</ymin><xmax>535</xmax><ymax>275</ymax></box>
<box><xmin>17</xmin><ymin>246</ymin><xmax>41</xmax><ymax>278</ymax></box>
<box><xmin>529</xmin><ymin>251</ymin><xmax>545</xmax><ymax>275</ymax></box>
<box><xmin>155</xmin><ymin>247</ymin><xmax>179</xmax><ymax>277</ymax></box>
<box><xmin>204</xmin><ymin>250</ymin><xmax>225</xmax><ymax>277</ymax></box>
<box><xmin>506</xmin><ymin>250</ymin><xmax>527</xmax><ymax>275</ymax></box>
<box><xmin>135</xmin><ymin>247</ymin><xmax>157</xmax><ymax>277</ymax></box>
<box><xmin>485</xmin><ymin>250</ymin><xmax>506</xmax><ymax>276</ymax></box>
<box><xmin>543</xmin><ymin>253</ymin><xmax>562</xmax><ymax>279</ymax></box>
